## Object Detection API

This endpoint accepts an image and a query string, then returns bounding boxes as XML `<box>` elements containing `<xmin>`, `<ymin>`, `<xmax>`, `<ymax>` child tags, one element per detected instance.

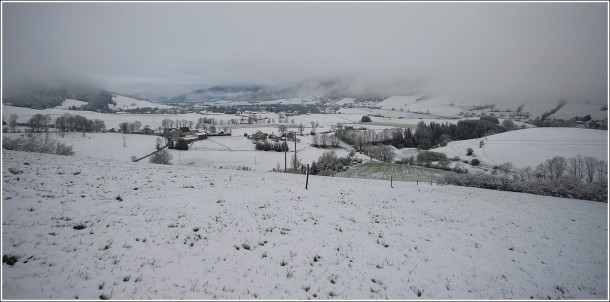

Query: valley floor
<box><xmin>1</xmin><ymin>150</ymin><xmax>608</xmax><ymax>299</ymax></box>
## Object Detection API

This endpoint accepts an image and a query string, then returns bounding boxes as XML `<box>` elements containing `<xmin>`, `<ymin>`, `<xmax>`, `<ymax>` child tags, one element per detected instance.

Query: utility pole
<box><xmin>293</xmin><ymin>131</ymin><xmax>297</xmax><ymax>174</ymax></box>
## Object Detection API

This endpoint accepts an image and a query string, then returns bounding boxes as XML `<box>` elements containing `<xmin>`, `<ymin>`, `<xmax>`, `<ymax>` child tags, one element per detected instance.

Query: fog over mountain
<box><xmin>2</xmin><ymin>2</ymin><xmax>607</xmax><ymax>105</ymax></box>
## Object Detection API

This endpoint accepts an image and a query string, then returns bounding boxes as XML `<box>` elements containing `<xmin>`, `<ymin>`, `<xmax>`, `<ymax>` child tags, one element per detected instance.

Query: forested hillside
<box><xmin>3</xmin><ymin>82</ymin><xmax>115</xmax><ymax>112</ymax></box>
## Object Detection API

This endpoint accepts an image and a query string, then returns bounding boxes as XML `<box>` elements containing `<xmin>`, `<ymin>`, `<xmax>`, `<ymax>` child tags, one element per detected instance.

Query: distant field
<box><xmin>355</xmin><ymin>121</ymin><xmax>419</xmax><ymax>129</ymax></box>
<box><xmin>336</xmin><ymin>162</ymin><xmax>449</xmax><ymax>182</ymax></box>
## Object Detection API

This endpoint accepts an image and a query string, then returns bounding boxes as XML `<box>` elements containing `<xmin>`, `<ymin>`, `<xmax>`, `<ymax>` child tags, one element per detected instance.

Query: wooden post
<box><xmin>294</xmin><ymin>132</ymin><xmax>297</xmax><ymax>174</ymax></box>
<box><xmin>306</xmin><ymin>164</ymin><xmax>309</xmax><ymax>190</ymax></box>
<box><xmin>391</xmin><ymin>176</ymin><xmax>393</xmax><ymax>188</ymax></box>
<box><xmin>284</xmin><ymin>149</ymin><xmax>287</xmax><ymax>173</ymax></box>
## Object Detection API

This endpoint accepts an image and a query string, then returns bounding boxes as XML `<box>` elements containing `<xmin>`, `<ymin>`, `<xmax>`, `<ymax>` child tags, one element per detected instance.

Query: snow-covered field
<box><xmin>2</xmin><ymin>150</ymin><xmax>607</xmax><ymax>300</ymax></box>
<box><xmin>431</xmin><ymin>127</ymin><xmax>608</xmax><ymax>168</ymax></box>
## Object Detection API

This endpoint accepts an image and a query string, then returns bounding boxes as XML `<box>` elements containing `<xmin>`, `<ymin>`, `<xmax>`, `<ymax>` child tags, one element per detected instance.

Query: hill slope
<box><xmin>432</xmin><ymin>127</ymin><xmax>608</xmax><ymax>168</ymax></box>
<box><xmin>2</xmin><ymin>150</ymin><xmax>607</xmax><ymax>300</ymax></box>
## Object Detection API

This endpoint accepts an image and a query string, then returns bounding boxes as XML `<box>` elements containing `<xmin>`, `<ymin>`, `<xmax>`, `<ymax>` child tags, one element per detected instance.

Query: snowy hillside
<box><xmin>547</xmin><ymin>101</ymin><xmax>608</xmax><ymax>121</ymax></box>
<box><xmin>431</xmin><ymin>127</ymin><xmax>608</xmax><ymax>168</ymax></box>
<box><xmin>110</xmin><ymin>95</ymin><xmax>174</xmax><ymax>111</ymax></box>
<box><xmin>54</xmin><ymin>99</ymin><xmax>88</xmax><ymax>110</ymax></box>
<box><xmin>2</xmin><ymin>150</ymin><xmax>607</xmax><ymax>300</ymax></box>
<box><xmin>377</xmin><ymin>95</ymin><xmax>466</xmax><ymax>118</ymax></box>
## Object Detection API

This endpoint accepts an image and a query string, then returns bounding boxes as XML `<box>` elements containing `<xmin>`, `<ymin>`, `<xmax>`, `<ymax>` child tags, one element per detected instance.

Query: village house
<box><xmin>163</xmin><ymin>128</ymin><xmax>183</xmax><ymax>138</ymax></box>
<box><xmin>140</xmin><ymin>127</ymin><xmax>155</xmax><ymax>135</ymax></box>
<box><xmin>179</xmin><ymin>127</ymin><xmax>193</xmax><ymax>135</ymax></box>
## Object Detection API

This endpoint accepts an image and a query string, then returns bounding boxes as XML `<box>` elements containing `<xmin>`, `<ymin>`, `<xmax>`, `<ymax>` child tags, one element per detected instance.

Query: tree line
<box><xmin>5</xmin><ymin>113</ymin><xmax>107</xmax><ymax>133</ymax></box>
<box><xmin>255</xmin><ymin>140</ymin><xmax>289</xmax><ymax>152</ymax></box>
<box><xmin>4</xmin><ymin>86</ymin><xmax>115</xmax><ymax>112</ymax></box>
<box><xmin>442</xmin><ymin>155</ymin><xmax>608</xmax><ymax>202</ymax></box>
<box><xmin>56</xmin><ymin>114</ymin><xmax>106</xmax><ymax>132</ymax></box>
<box><xmin>335</xmin><ymin>118</ymin><xmax>509</xmax><ymax>152</ymax></box>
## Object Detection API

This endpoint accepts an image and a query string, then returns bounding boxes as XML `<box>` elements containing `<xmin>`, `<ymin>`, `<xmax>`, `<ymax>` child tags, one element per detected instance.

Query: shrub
<box><xmin>3</xmin><ymin>254</ymin><xmax>19</xmax><ymax>266</ymax></box>
<box><xmin>417</xmin><ymin>151</ymin><xmax>447</xmax><ymax>164</ymax></box>
<box><xmin>317</xmin><ymin>170</ymin><xmax>335</xmax><ymax>177</ymax></box>
<box><xmin>466</xmin><ymin>148</ymin><xmax>474</xmax><ymax>156</ymax></box>
<box><xmin>3</xmin><ymin>134</ymin><xmax>74</xmax><ymax>155</ymax></box>
<box><xmin>502</xmin><ymin>119</ymin><xmax>515</xmax><ymax>129</ymax></box>
<box><xmin>149</xmin><ymin>149</ymin><xmax>173</xmax><ymax>165</ymax></box>
<box><xmin>174</xmin><ymin>138</ymin><xmax>189</xmax><ymax>150</ymax></box>
<box><xmin>471</xmin><ymin>158</ymin><xmax>480</xmax><ymax>166</ymax></box>
<box><xmin>361</xmin><ymin>116</ymin><xmax>372</xmax><ymax>122</ymax></box>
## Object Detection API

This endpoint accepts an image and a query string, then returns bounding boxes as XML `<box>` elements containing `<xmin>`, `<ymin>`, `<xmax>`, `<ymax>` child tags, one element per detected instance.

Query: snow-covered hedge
<box><xmin>441</xmin><ymin>173</ymin><xmax>607</xmax><ymax>202</ymax></box>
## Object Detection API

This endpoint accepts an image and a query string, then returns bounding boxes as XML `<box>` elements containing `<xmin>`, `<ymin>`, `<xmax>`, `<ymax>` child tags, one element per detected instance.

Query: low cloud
<box><xmin>2</xmin><ymin>2</ymin><xmax>607</xmax><ymax>104</ymax></box>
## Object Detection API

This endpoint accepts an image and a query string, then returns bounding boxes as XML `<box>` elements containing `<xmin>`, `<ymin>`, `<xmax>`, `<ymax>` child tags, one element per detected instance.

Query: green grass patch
<box><xmin>336</xmin><ymin>162</ymin><xmax>449</xmax><ymax>182</ymax></box>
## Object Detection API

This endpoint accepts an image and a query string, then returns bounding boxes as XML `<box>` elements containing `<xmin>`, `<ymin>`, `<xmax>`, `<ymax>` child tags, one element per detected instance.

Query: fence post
<box><xmin>306</xmin><ymin>164</ymin><xmax>309</xmax><ymax>190</ymax></box>
<box><xmin>391</xmin><ymin>176</ymin><xmax>393</xmax><ymax>188</ymax></box>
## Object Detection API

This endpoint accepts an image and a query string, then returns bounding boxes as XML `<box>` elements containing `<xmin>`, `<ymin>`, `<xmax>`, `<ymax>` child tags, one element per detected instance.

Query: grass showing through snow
<box><xmin>336</xmin><ymin>162</ymin><xmax>449</xmax><ymax>182</ymax></box>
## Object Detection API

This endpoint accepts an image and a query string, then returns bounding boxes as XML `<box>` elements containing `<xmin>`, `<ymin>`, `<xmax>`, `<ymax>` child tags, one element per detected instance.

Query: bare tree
<box><xmin>330</xmin><ymin>134</ymin><xmax>339</xmax><ymax>147</ymax></box>
<box><xmin>120</xmin><ymin>122</ymin><xmax>129</xmax><ymax>134</ymax></box>
<box><xmin>278</xmin><ymin>124</ymin><xmax>287</xmax><ymax>135</ymax></box>
<box><xmin>320</xmin><ymin>133</ymin><xmax>328</xmax><ymax>148</ymax></box>
<box><xmin>134</xmin><ymin>121</ymin><xmax>142</xmax><ymax>131</ymax></box>
<box><xmin>595</xmin><ymin>159</ymin><xmax>607</xmax><ymax>183</ymax></box>
<box><xmin>544</xmin><ymin>156</ymin><xmax>567</xmax><ymax>180</ymax></box>
<box><xmin>290</xmin><ymin>153</ymin><xmax>301</xmax><ymax>172</ymax></box>
<box><xmin>312</xmin><ymin>134</ymin><xmax>319</xmax><ymax>147</ymax></box>
<box><xmin>567</xmin><ymin>155</ymin><xmax>584</xmax><ymax>181</ymax></box>
<box><xmin>161</xmin><ymin>119</ymin><xmax>171</xmax><ymax>130</ymax></box>
<box><xmin>584</xmin><ymin>156</ymin><xmax>597</xmax><ymax>183</ymax></box>
<box><xmin>534</xmin><ymin>163</ymin><xmax>547</xmax><ymax>180</ymax></box>
<box><xmin>298</xmin><ymin>123</ymin><xmax>304</xmax><ymax>135</ymax></box>
<box><xmin>9</xmin><ymin>114</ymin><xmax>17</xmax><ymax>133</ymax></box>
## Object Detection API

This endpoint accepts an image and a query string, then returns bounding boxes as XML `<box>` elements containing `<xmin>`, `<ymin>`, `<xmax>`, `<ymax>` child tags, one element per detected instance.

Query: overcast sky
<box><xmin>2</xmin><ymin>2</ymin><xmax>608</xmax><ymax>103</ymax></box>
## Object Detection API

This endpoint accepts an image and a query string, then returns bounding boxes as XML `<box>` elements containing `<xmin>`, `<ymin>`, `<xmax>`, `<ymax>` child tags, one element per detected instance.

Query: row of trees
<box><xmin>6</xmin><ymin>113</ymin><xmax>106</xmax><ymax>133</ymax></box>
<box><xmin>119</xmin><ymin>121</ymin><xmax>143</xmax><ymax>134</ymax></box>
<box><xmin>311</xmin><ymin>133</ymin><xmax>340</xmax><ymax>148</ymax></box>
<box><xmin>441</xmin><ymin>155</ymin><xmax>607</xmax><ymax>202</ymax></box>
<box><xmin>255</xmin><ymin>140</ymin><xmax>289</xmax><ymax>152</ymax></box>
<box><xmin>308</xmin><ymin>151</ymin><xmax>353</xmax><ymax>176</ymax></box>
<box><xmin>27</xmin><ymin>114</ymin><xmax>52</xmax><ymax>132</ymax></box>
<box><xmin>335</xmin><ymin>118</ymin><xmax>509</xmax><ymax>152</ymax></box>
<box><xmin>509</xmin><ymin>155</ymin><xmax>607</xmax><ymax>184</ymax></box>
<box><xmin>56</xmin><ymin>114</ymin><xmax>106</xmax><ymax>132</ymax></box>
